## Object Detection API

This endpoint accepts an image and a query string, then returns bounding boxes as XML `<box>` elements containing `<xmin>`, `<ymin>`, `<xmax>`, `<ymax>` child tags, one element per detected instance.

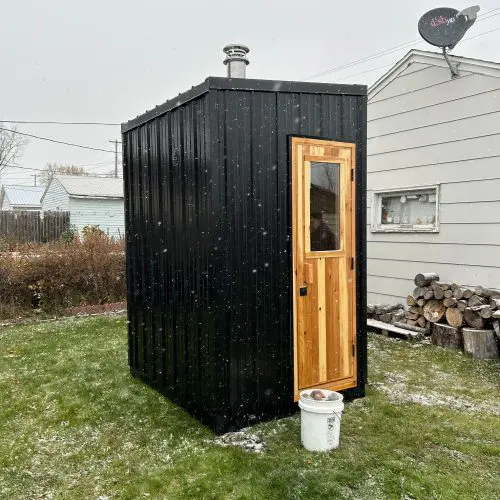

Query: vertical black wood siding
<box><xmin>123</xmin><ymin>79</ymin><xmax>367</xmax><ymax>433</ymax></box>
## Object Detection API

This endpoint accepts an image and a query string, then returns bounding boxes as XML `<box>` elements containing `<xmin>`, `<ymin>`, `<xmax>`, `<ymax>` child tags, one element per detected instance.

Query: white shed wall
<box><xmin>367</xmin><ymin>62</ymin><xmax>500</xmax><ymax>305</ymax></box>
<box><xmin>41</xmin><ymin>178</ymin><xmax>71</xmax><ymax>212</ymax></box>
<box><xmin>1</xmin><ymin>197</ymin><xmax>11</xmax><ymax>210</ymax></box>
<box><xmin>69</xmin><ymin>197</ymin><xmax>125</xmax><ymax>240</ymax></box>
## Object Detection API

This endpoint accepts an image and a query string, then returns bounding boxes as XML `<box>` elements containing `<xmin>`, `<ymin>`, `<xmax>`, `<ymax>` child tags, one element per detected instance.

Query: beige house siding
<box><xmin>367</xmin><ymin>52</ymin><xmax>500</xmax><ymax>305</ymax></box>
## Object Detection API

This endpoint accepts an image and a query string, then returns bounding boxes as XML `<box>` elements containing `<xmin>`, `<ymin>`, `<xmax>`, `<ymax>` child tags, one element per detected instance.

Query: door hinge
<box><xmin>352</xmin><ymin>344</ymin><xmax>356</xmax><ymax>357</ymax></box>
<box><xmin>351</xmin><ymin>257</ymin><xmax>354</xmax><ymax>270</ymax></box>
<box><xmin>351</xmin><ymin>169</ymin><xmax>354</xmax><ymax>181</ymax></box>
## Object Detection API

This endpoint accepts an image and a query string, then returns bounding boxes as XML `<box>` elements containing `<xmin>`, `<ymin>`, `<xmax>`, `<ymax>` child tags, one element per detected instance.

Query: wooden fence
<box><xmin>0</xmin><ymin>211</ymin><xmax>70</xmax><ymax>244</ymax></box>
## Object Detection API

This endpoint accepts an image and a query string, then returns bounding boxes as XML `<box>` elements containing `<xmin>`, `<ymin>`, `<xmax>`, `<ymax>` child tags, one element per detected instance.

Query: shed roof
<box><xmin>122</xmin><ymin>76</ymin><xmax>367</xmax><ymax>133</ymax></box>
<box><xmin>369</xmin><ymin>49</ymin><xmax>500</xmax><ymax>100</ymax></box>
<box><xmin>1</xmin><ymin>185</ymin><xmax>44</xmax><ymax>207</ymax></box>
<box><xmin>52</xmin><ymin>175</ymin><xmax>123</xmax><ymax>199</ymax></box>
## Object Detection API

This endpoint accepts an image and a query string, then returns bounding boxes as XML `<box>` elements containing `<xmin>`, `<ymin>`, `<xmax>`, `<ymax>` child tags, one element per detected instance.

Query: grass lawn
<box><xmin>0</xmin><ymin>316</ymin><xmax>499</xmax><ymax>499</ymax></box>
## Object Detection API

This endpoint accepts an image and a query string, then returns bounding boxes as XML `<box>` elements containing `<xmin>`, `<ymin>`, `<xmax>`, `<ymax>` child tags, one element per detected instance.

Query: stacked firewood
<box><xmin>367</xmin><ymin>273</ymin><xmax>500</xmax><ymax>337</ymax></box>
<box><xmin>367</xmin><ymin>273</ymin><xmax>499</xmax><ymax>357</ymax></box>
<box><xmin>366</xmin><ymin>303</ymin><xmax>405</xmax><ymax>325</ymax></box>
<box><xmin>402</xmin><ymin>273</ymin><xmax>500</xmax><ymax>332</ymax></box>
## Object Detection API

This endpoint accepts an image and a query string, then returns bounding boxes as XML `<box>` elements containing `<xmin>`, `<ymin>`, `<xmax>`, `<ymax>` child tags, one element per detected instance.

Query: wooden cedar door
<box><xmin>292</xmin><ymin>137</ymin><xmax>357</xmax><ymax>400</ymax></box>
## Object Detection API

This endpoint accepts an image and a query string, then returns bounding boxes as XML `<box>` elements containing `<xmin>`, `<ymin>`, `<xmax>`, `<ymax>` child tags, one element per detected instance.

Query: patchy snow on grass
<box><xmin>371</xmin><ymin>380</ymin><xmax>500</xmax><ymax>415</ymax></box>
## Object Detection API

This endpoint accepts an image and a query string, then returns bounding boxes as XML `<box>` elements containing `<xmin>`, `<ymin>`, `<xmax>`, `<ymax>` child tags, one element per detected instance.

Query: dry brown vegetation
<box><xmin>0</xmin><ymin>229</ymin><xmax>125</xmax><ymax>319</ymax></box>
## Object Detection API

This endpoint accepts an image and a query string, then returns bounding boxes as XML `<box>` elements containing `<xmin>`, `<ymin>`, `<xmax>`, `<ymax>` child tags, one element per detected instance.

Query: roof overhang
<box><xmin>69</xmin><ymin>195</ymin><xmax>123</xmax><ymax>200</ymax></box>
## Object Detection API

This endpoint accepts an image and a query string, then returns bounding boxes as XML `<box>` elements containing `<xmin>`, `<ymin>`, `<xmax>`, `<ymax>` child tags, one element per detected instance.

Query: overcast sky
<box><xmin>1</xmin><ymin>0</ymin><xmax>499</xmax><ymax>186</ymax></box>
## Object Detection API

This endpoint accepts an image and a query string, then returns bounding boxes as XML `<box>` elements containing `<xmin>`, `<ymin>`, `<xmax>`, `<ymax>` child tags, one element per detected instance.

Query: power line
<box><xmin>0</xmin><ymin>164</ymin><xmax>123</xmax><ymax>183</ymax></box>
<box><xmin>1</xmin><ymin>164</ymin><xmax>47</xmax><ymax>173</ymax></box>
<box><xmin>0</xmin><ymin>120</ymin><xmax>120</xmax><ymax>126</ymax></box>
<box><xmin>1</xmin><ymin>160</ymin><xmax>116</xmax><ymax>174</ymax></box>
<box><xmin>76</xmin><ymin>160</ymin><xmax>115</xmax><ymax>168</ymax></box>
<box><xmin>334</xmin><ymin>25</ymin><xmax>500</xmax><ymax>83</ymax></box>
<box><xmin>1</xmin><ymin>164</ymin><xmax>121</xmax><ymax>176</ymax></box>
<box><xmin>479</xmin><ymin>9</ymin><xmax>500</xmax><ymax>22</ymax></box>
<box><xmin>337</xmin><ymin>63</ymin><xmax>395</xmax><ymax>82</ymax></box>
<box><xmin>305</xmin><ymin>8</ymin><xmax>500</xmax><ymax>81</ymax></box>
<box><xmin>306</xmin><ymin>39</ymin><xmax>419</xmax><ymax>80</ymax></box>
<box><xmin>0</xmin><ymin>127</ymin><xmax>115</xmax><ymax>153</ymax></box>
<box><xmin>85</xmin><ymin>162</ymin><xmax>116</xmax><ymax>171</ymax></box>
<box><xmin>459</xmin><ymin>24</ymin><xmax>500</xmax><ymax>43</ymax></box>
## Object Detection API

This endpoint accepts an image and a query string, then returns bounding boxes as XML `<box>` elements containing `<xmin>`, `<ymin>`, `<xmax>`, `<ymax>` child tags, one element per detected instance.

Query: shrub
<box><xmin>59</xmin><ymin>224</ymin><xmax>78</xmax><ymax>244</ymax></box>
<box><xmin>0</xmin><ymin>233</ymin><xmax>126</xmax><ymax>319</ymax></box>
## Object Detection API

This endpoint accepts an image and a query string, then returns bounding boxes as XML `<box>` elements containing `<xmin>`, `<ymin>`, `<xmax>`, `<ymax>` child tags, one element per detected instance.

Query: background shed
<box><xmin>0</xmin><ymin>185</ymin><xmax>44</xmax><ymax>212</ymax></box>
<box><xmin>367</xmin><ymin>49</ymin><xmax>500</xmax><ymax>304</ymax></box>
<box><xmin>41</xmin><ymin>175</ymin><xmax>124</xmax><ymax>239</ymax></box>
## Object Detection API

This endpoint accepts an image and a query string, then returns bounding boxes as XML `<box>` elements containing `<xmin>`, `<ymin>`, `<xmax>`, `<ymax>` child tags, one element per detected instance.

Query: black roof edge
<box><xmin>122</xmin><ymin>76</ymin><xmax>367</xmax><ymax>133</ymax></box>
<box><xmin>207</xmin><ymin>76</ymin><xmax>367</xmax><ymax>96</ymax></box>
<box><xmin>121</xmin><ymin>79</ymin><xmax>210</xmax><ymax>133</ymax></box>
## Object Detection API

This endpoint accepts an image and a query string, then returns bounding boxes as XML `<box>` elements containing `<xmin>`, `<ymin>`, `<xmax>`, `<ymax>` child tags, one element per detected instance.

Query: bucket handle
<box><xmin>330</xmin><ymin>410</ymin><xmax>342</xmax><ymax>420</ymax></box>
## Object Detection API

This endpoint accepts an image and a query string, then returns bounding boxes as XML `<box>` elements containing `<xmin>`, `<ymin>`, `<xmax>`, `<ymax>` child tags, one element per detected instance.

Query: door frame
<box><xmin>291</xmin><ymin>136</ymin><xmax>358</xmax><ymax>401</ymax></box>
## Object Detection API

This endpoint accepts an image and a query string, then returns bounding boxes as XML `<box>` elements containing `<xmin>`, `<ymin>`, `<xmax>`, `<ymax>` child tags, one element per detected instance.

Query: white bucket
<box><xmin>298</xmin><ymin>389</ymin><xmax>344</xmax><ymax>452</ymax></box>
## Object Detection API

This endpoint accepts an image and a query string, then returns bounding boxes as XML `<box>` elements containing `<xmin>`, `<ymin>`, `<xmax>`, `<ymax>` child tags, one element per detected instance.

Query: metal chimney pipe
<box><xmin>223</xmin><ymin>44</ymin><xmax>250</xmax><ymax>78</ymax></box>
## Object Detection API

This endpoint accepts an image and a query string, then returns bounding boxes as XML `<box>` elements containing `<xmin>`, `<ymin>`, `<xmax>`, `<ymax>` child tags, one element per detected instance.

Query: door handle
<box><xmin>300</xmin><ymin>287</ymin><xmax>308</xmax><ymax>296</ymax></box>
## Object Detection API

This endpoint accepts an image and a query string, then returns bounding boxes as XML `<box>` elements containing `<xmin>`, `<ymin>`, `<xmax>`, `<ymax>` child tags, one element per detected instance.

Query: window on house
<box><xmin>371</xmin><ymin>186</ymin><xmax>439</xmax><ymax>232</ymax></box>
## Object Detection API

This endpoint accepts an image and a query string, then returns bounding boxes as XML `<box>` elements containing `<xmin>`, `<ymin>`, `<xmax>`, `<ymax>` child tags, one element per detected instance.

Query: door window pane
<box><xmin>309</xmin><ymin>162</ymin><xmax>340</xmax><ymax>251</ymax></box>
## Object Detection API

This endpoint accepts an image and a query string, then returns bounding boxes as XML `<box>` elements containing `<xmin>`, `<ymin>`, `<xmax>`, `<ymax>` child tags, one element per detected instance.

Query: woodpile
<box><xmin>366</xmin><ymin>303</ymin><xmax>405</xmax><ymax>326</ymax></box>
<box><xmin>397</xmin><ymin>275</ymin><xmax>500</xmax><ymax>334</ymax></box>
<box><xmin>367</xmin><ymin>272</ymin><xmax>500</xmax><ymax>359</ymax></box>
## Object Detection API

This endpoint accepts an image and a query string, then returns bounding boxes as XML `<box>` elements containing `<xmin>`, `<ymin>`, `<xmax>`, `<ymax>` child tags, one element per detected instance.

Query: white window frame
<box><xmin>371</xmin><ymin>185</ymin><xmax>440</xmax><ymax>233</ymax></box>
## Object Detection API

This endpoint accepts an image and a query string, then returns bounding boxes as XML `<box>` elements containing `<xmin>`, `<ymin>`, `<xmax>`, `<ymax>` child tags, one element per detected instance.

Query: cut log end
<box><xmin>423</xmin><ymin>299</ymin><xmax>446</xmax><ymax>323</ymax></box>
<box><xmin>432</xmin><ymin>285</ymin><xmax>445</xmax><ymax>300</ymax></box>
<box><xmin>445</xmin><ymin>307</ymin><xmax>463</xmax><ymax>328</ymax></box>
<box><xmin>417</xmin><ymin>316</ymin><xmax>427</xmax><ymax>328</ymax></box>
<box><xmin>414</xmin><ymin>273</ymin><xmax>440</xmax><ymax>287</ymax></box>
<box><xmin>463</xmin><ymin>309</ymin><xmax>484</xmax><ymax>329</ymax></box>
<box><xmin>406</xmin><ymin>295</ymin><xmax>417</xmax><ymax>307</ymax></box>
<box><xmin>443</xmin><ymin>297</ymin><xmax>457</xmax><ymax>308</ymax></box>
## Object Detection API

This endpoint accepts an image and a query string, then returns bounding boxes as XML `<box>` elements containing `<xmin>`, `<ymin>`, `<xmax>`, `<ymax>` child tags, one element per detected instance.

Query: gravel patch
<box><xmin>210</xmin><ymin>429</ymin><xmax>266</xmax><ymax>453</ymax></box>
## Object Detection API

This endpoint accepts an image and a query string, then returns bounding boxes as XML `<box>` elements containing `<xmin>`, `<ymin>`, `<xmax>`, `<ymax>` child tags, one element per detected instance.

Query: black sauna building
<box><xmin>122</xmin><ymin>45</ymin><xmax>367</xmax><ymax>433</ymax></box>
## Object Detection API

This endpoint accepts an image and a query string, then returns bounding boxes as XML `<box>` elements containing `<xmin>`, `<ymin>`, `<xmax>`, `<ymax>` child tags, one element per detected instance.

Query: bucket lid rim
<box><xmin>299</xmin><ymin>389</ymin><xmax>344</xmax><ymax>402</ymax></box>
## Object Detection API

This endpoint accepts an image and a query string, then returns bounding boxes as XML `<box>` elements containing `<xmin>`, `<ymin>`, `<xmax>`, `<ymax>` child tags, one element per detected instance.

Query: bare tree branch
<box><xmin>0</xmin><ymin>125</ymin><xmax>29</xmax><ymax>173</ymax></box>
<box><xmin>40</xmin><ymin>163</ymin><xmax>88</xmax><ymax>185</ymax></box>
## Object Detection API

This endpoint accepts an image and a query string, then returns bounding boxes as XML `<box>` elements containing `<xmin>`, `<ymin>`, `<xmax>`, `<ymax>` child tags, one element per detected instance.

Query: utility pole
<box><xmin>31</xmin><ymin>174</ymin><xmax>37</xmax><ymax>186</ymax></box>
<box><xmin>109</xmin><ymin>139</ymin><xmax>122</xmax><ymax>178</ymax></box>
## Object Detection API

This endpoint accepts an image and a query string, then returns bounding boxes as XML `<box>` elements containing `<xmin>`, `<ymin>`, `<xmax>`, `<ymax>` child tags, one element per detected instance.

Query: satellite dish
<box><xmin>418</xmin><ymin>6</ymin><xmax>480</xmax><ymax>77</ymax></box>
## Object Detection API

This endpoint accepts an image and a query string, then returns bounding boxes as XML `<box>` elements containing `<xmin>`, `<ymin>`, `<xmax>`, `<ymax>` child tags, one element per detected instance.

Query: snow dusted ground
<box><xmin>0</xmin><ymin>319</ymin><xmax>498</xmax><ymax>499</ymax></box>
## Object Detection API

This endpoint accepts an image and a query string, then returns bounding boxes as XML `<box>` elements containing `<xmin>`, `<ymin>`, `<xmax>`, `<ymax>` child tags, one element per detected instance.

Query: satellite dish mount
<box><xmin>442</xmin><ymin>47</ymin><xmax>460</xmax><ymax>79</ymax></box>
<box><xmin>418</xmin><ymin>6</ymin><xmax>480</xmax><ymax>79</ymax></box>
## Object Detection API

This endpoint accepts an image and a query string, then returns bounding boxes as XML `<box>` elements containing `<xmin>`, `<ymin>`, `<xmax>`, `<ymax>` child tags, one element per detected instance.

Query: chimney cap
<box><xmin>223</xmin><ymin>44</ymin><xmax>250</xmax><ymax>66</ymax></box>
